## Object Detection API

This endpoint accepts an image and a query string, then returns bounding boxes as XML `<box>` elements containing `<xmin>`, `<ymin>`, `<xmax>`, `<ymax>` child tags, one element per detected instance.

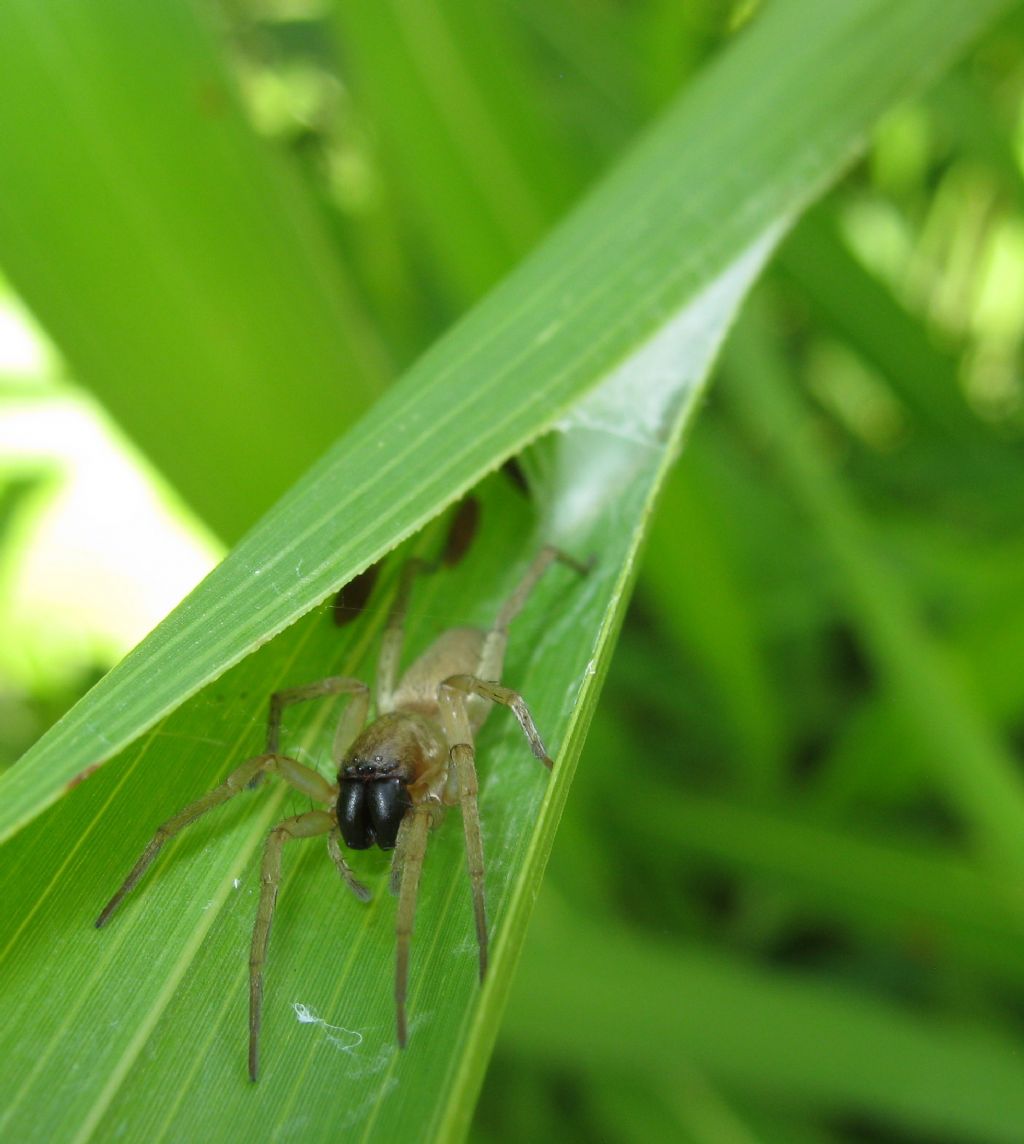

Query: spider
<box><xmin>96</xmin><ymin>543</ymin><xmax>587</xmax><ymax>1080</ymax></box>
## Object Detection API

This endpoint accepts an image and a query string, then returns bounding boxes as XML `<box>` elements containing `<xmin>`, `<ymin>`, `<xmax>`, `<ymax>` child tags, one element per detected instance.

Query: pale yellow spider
<box><xmin>96</xmin><ymin>542</ymin><xmax>586</xmax><ymax>1079</ymax></box>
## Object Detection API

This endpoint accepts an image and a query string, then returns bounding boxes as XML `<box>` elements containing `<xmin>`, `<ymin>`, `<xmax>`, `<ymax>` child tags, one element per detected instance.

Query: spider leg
<box><xmin>376</xmin><ymin>557</ymin><xmax>435</xmax><ymax>713</ymax></box>
<box><xmin>376</xmin><ymin>508</ymin><xmax>500</xmax><ymax>713</ymax></box>
<box><xmin>451</xmin><ymin>741</ymin><xmax>488</xmax><ymax>979</ymax></box>
<box><xmin>434</xmin><ymin>683</ymin><xmax>489</xmax><ymax>979</ymax></box>
<box><xmin>327</xmin><ymin>829</ymin><xmax>371</xmax><ymax>902</ymax></box>
<box><xmin>437</xmin><ymin>673</ymin><xmax>555</xmax><ymax>987</ymax></box>
<box><xmin>95</xmin><ymin>753</ymin><xmax>335</xmax><ymax>928</ymax></box>
<box><xmin>442</xmin><ymin>676</ymin><xmax>553</xmax><ymax>769</ymax></box>
<box><xmin>266</xmin><ymin>676</ymin><xmax>370</xmax><ymax>763</ymax></box>
<box><xmin>476</xmin><ymin>545</ymin><xmax>590</xmax><ymax>685</ymax></box>
<box><xmin>389</xmin><ymin>812</ymin><xmax>414</xmax><ymax>898</ymax></box>
<box><xmin>249</xmin><ymin>809</ymin><xmax>335</xmax><ymax>1082</ymax></box>
<box><xmin>387</xmin><ymin>761</ymin><xmax>447</xmax><ymax>901</ymax></box>
<box><xmin>391</xmin><ymin>804</ymin><xmax>433</xmax><ymax>1047</ymax></box>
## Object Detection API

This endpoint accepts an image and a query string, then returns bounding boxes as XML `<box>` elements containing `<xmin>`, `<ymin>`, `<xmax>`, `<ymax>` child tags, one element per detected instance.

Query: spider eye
<box><xmin>367</xmin><ymin>778</ymin><xmax>412</xmax><ymax>850</ymax></box>
<box><xmin>337</xmin><ymin>780</ymin><xmax>372</xmax><ymax>849</ymax></box>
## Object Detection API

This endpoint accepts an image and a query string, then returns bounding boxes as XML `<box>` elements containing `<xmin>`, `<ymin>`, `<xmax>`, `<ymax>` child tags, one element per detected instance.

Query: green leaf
<box><xmin>0</xmin><ymin>0</ymin><xmax>388</xmax><ymax>541</ymax></box>
<box><xmin>0</xmin><ymin>1</ymin><xmax>1013</xmax><ymax>1140</ymax></box>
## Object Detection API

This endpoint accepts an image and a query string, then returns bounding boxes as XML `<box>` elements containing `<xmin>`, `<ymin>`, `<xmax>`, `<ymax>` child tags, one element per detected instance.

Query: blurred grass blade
<box><xmin>635</xmin><ymin>790</ymin><xmax>1024</xmax><ymax>985</ymax></box>
<box><xmin>723</xmin><ymin>297</ymin><xmax>1024</xmax><ymax>877</ymax></box>
<box><xmin>0</xmin><ymin>0</ymin><xmax>1009</xmax><ymax>847</ymax></box>
<box><xmin>330</xmin><ymin>0</ymin><xmax>579</xmax><ymax>308</ymax></box>
<box><xmin>779</xmin><ymin>204</ymin><xmax>976</xmax><ymax>438</ymax></box>
<box><xmin>507</xmin><ymin>898</ymin><xmax>1024</xmax><ymax>1144</ymax></box>
<box><xmin>640</xmin><ymin>443</ymin><xmax>785</xmax><ymax>792</ymax></box>
<box><xmin>0</xmin><ymin>0</ymin><xmax>389</xmax><ymax>541</ymax></box>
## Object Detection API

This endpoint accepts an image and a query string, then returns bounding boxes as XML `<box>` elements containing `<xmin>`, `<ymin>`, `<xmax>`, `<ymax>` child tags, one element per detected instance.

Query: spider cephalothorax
<box><xmin>96</xmin><ymin>544</ymin><xmax>587</xmax><ymax>1080</ymax></box>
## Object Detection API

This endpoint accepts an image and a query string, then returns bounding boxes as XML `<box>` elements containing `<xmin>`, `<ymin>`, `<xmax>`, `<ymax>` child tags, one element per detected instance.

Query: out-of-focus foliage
<box><xmin>481</xmin><ymin>9</ymin><xmax>1024</xmax><ymax>1144</ymax></box>
<box><xmin>0</xmin><ymin>469</ymin><xmax>108</xmax><ymax>768</ymax></box>
<box><xmin>1</xmin><ymin>0</ymin><xmax>1022</xmax><ymax>1141</ymax></box>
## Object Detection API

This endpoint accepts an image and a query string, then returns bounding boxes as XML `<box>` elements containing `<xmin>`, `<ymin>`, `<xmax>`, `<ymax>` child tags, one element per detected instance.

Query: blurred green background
<box><xmin>2</xmin><ymin>1</ymin><xmax>1024</xmax><ymax>1141</ymax></box>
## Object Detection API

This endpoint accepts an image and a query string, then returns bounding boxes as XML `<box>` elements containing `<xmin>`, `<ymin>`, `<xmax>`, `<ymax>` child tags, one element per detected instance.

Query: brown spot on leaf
<box><xmin>66</xmin><ymin>762</ymin><xmax>101</xmax><ymax>791</ymax></box>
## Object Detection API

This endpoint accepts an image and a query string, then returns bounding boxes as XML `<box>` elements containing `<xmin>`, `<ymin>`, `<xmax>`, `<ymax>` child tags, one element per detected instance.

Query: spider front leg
<box><xmin>95</xmin><ymin>753</ymin><xmax>336</xmax><ymax>928</ymax></box>
<box><xmin>250</xmin><ymin>809</ymin><xmax>335</xmax><ymax>1081</ymax></box>
<box><xmin>442</xmin><ymin>676</ymin><xmax>553</xmax><ymax>769</ymax></box>
<box><xmin>449</xmin><ymin>740</ymin><xmax>488</xmax><ymax>977</ymax></box>
<box><xmin>437</xmin><ymin>677</ymin><xmax>554</xmax><ymax>989</ymax></box>
<box><xmin>266</xmin><ymin>676</ymin><xmax>370</xmax><ymax>760</ymax></box>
